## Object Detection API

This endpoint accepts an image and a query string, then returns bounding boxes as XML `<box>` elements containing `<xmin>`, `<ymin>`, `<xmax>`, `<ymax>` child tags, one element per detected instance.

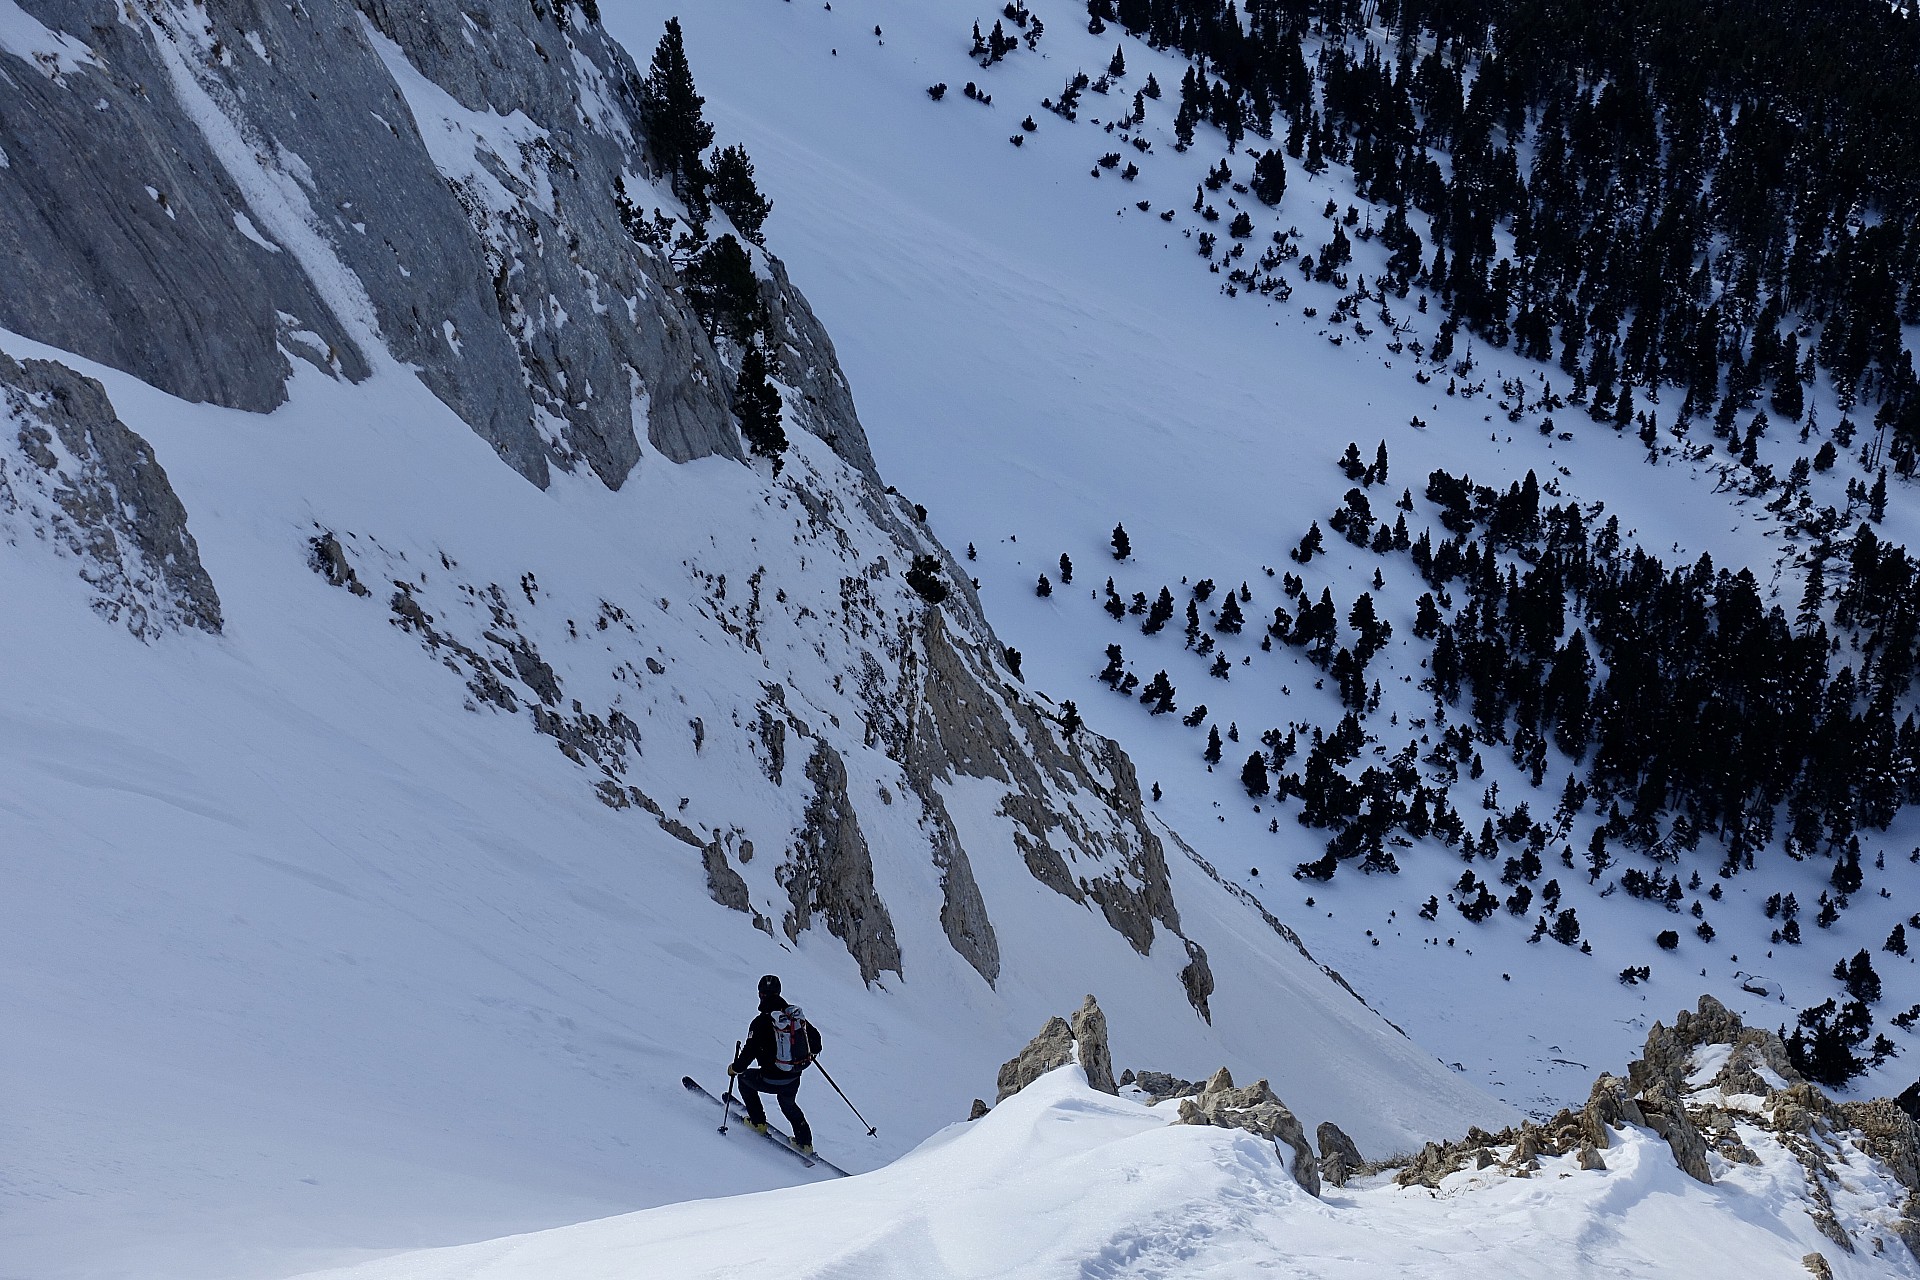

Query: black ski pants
<box><xmin>737</xmin><ymin>1067</ymin><xmax>811</xmax><ymax>1144</ymax></box>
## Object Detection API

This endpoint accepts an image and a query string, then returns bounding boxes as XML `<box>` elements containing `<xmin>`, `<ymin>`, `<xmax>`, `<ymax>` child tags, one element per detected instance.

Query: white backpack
<box><xmin>771</xmin><ymin>1004</ymin><xmax>813</xmax><ymax>1072</ymax></box>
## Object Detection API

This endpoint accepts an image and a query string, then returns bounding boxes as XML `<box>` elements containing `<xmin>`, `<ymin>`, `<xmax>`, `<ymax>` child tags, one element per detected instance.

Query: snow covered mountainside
<box><xmin>619</xmin><ymin>0</ymin><xmax>1920</xmax><ymax>1114</ymax></box>
<box><xmin>0</xmin><ymin>2</ymin><xmax>1502</xmax><ymax>1277</ymax></box>
<box><xmin>299</xmin><ymin>998</ymin><xmax>1920</xmax><ymax>1280</ymax></box>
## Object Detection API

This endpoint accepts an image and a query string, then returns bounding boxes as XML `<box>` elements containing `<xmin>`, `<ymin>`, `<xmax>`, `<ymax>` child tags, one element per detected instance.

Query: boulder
<box><xmin>1317</xmin><ymin>1121</ymin><xmax>1366</xmax><ymax>1187</ymax></box>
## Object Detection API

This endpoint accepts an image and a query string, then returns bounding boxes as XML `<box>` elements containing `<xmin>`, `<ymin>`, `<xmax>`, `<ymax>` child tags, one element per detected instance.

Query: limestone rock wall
<box><xmin>0</xmin><ymin>354</ymin><xmax>221</xmax><ymax>638</ymax></box>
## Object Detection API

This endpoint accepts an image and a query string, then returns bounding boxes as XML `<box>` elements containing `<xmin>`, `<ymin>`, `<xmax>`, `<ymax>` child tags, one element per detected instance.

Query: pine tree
<box><xmin>1241</xmin><ymin>751</ymin><xmax>1270</xmax><ymax>796</ymax></box>
<box><xmin>686</xmin><ymin>234</ymin><xmax>764</xmax><ymax>341</ymax></box>
<box><xmin>1059</xmin><ymin>700</ymin><xmax>1082</xmax><ymax>739</ymax></box>
<box><xmin>641</xmin><ymin>19</ymin><xmax>715</xmax><ymax>206</ymax></box>
<box><xmin>1058</xmin><ymin>553</ymin><xmax>1074</xmax><ymax>584</ymax></box>
<box><xmin>709</xmin><ymin>145</ymin><xmax>772</xmax><ymax>244</ymax></box>
<box><xmin>734</xmin><ymin>343</ymin><xmax>787</xmax><ymax>467</ymax></box>
<box><xmin>1107</xmin><ymin>44</ymin><xmax>1126</xmax><ymax>77</ymax></box>
<box><xmin>1143</xmin><ymin>586</ymin><xmax>1174</xmax><ymax>634</ymax></box>
<box><xmin>1140</xmin><ymin>669</ymin><xmax>1176</xmax><ymax>714</ymax></box>
<box><xmin>1251</xmin><ymin>149</ymin><xmax>1287</xmax><ymax>206</ymax></box>
<box><xmin>1205</xmin><ymin>724</ymin><xmax>1222</xmax><ymax>763</ymax></box>
<box><xmin>1111</xmin><ymin>522</ymin><xmax>1131</xmax><ymax>559</ymax></box>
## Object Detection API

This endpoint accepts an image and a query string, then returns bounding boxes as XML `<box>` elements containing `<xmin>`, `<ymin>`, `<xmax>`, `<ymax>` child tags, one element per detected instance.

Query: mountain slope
<box><xmin>0</xmin><ymin>3</ymin><xmax>1506</xmax><ymax>1277</ymax></box>
<box><xmin>612</xmin><ymin>0</ymin><xmax>1920</xmax><ymax>1111</ymax></box>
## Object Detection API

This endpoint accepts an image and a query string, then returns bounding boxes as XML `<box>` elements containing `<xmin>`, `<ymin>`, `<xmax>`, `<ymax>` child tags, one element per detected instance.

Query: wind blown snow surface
<box><xmin>610</xmin><ymin>0</ymin><xmax>1920</xmax><ymax>1112</ymax></box>
<box><xmin>294</xmin><ymin>1066</ymin><xmax>1917</xmax><ymax>1280</ymax></box>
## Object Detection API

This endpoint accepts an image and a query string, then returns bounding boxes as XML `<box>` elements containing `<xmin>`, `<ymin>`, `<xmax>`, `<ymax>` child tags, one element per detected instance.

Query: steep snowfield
<box><xmin>613</xmin><ymin>0</ymin><xmax>1920</xmax><ymax>1110</ymax></box>
<box><xmin>291</xmin><ymin>1066</ymin><xmax>1919</xmax><ymax>1280</ymax></box>
<box><xmin>0</xmin><ymin>322</ymin><xmax>1499</xmax><ymax>1280</ymax></box>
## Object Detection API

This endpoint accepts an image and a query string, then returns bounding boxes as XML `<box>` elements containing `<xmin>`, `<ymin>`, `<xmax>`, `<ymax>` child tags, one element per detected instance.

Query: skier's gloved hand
<box><xmin>727</xmin><ymin>1065</ymin><xmax>738</xmax><ymax>1077</ymax></box>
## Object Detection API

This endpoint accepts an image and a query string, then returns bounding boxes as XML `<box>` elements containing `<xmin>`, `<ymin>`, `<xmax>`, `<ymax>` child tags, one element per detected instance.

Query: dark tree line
<box><xmin>1089</xmin><ymin>0</ymin><xmax>1920</xmax><ymax>467</ymax></box>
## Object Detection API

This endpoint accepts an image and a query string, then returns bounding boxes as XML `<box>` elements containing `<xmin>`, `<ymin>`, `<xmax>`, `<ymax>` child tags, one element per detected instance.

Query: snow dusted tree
<box><xmin>709</xmin><ymin>145</ymin><xmax>772</xmax><ymax>244</ymax></box>
<box><xmin>1111</xmin><ymin>523</ymin><xmax>1131</xmax><ymax>559</ymax></box>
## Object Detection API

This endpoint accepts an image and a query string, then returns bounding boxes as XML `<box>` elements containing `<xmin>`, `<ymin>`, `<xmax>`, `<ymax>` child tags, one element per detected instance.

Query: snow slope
<box><xmin>291</xmin><ymin>1065</ymin><xmax>1919</xmax><ymax>1280</ymax></box>
<box><xmin>0</xmin><ymin>323</ymin><xmax>1511</xmax><ymax>1279</ymax></box>
<box><xmin>612</xmin><ymin>0</ymin><xmax>1920</xmax><ymax>1110</ymax></box>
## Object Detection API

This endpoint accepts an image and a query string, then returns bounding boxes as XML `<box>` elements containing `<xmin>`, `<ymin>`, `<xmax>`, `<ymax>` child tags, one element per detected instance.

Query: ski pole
<box><xmin>812</xmin><ymin>1058</ymin><xmax>877</xmax><ymax>1137</ymax></box>
<box><xmin>719</xmin><ymin>1042</ymin><xmax>739</xmax><ymax>1134</ymax></box>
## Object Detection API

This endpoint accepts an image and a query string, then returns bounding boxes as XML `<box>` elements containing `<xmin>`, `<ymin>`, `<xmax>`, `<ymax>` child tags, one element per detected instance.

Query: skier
<box><xmin>728</xmin><ymin>974</ymin><xmax>823</xmax><ymax>1153</ymax></box>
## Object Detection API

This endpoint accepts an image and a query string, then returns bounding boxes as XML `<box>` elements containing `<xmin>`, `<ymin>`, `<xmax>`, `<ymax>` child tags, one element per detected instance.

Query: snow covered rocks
<box><xmin>1174</xmin><ymin>1066</ymin><xmax>1321</xmax><ymax>1196</ymax></box>
<box><xmin>0</xmin><ymin>353</ymin><xmax>221</xmax><ymax>638</ymax></box>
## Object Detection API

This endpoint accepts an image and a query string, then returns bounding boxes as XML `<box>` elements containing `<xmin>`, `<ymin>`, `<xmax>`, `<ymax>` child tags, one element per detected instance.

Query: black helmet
<box><xmin>757</xmin><ymin>974</ymin><xmax>782</xmax><ymax>998</ymax></box>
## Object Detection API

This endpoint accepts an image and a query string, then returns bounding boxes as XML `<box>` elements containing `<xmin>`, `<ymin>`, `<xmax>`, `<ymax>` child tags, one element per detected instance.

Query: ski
<box><xmin>680</xmin><ymin>1075</ymin><xmax>849</xmax><ymax>1177</ymax></box>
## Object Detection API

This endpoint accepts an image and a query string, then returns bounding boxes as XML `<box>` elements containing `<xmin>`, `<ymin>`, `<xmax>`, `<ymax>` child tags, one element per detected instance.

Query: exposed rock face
<box><xmin>996</xmin><ymin>1015</ymin><xmax>1075</xmax><ymax>1103</ymax></box>
<box><xmin>920</xmin><ymin>785</ymin><xmax>1001</xmax><ymax>986</ymax></box>
<box><xmin>782</xmin><ymin>741</ymin><xmax>901</xmax><ymax>985</ymax></box>
<box><xmin>0</xmin><ymin>0</ymin><xmax>1223</xmax><ymax>1022</ymax></box>
<box><xmin>1176</xmin><ymin>1067</ymin><xmax>1321</xmax><ymax>1197</ymax></box>
<box><xmin>1069</xmin><ymin>995</ymin><xmax>1116</xmax><ymax>1096</ymax></box>
<box><xmin>0</xmin><ymin>0</ymin><xmax>881</xmax><ymax>489</ymax></box>
<box><xmin>1316</xmin><ymin>1121</ymin><xmax>1365</xmax><ymax>1188</ymax></box>
<box><xmin>995</xmin><ymin>996</ymin><xmax>1118</xmax><ymax>1102</ymax></box>
<box><xmin>702</xmin><ymin>838</ymin><xmax>751</xmax><ymax>914</ymax></box>
<box><xmin>0</xmin><ymin>354</ymin><xmax>221</xmax><ymax>637</ymax></box>
<box><xmin>1637</xmin><ymin>1082</ymin><xmax>1713</xmax><ymax>1184</ymax></box>
<box><xmin>901</xmin><ymin>613</ymin><xmax>1205</xmax><ymax>1005</ymax></box>
<box><xmin>1580</xmin><ymin>1074</ymin><xmax>1646</xmax><ymax>1149</ymax></box>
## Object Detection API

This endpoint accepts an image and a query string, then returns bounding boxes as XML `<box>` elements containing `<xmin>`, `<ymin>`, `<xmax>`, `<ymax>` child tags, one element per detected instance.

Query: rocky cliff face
<box><xmin>0</xmin><ymin>0</ymin><xmax>875</xmax><ymax>489</ymax></box>
<box><xmin>0</xmin><ymin>353</ymin><xmax>220</xmax><ymax>638</ymax></box>
<box><xmin>0</xmin><ymin>0</ymin><xmax>1207</xmax><ymax>1006</ymax></box>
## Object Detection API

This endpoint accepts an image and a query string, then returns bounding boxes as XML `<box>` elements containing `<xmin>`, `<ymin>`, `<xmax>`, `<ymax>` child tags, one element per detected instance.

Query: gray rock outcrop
<box><xmin>1127</xmin><ymin>1071</ymin><xmax>1201</xmax><ymax>1102</ymax></box>
<box><xmin>1316</xmin><ymin>1121</ymin><xmax>1366</xmax><ymax>1188</ymax></box>
<box><xmin>1381</xmin><ymin>995</ymin><xmax>1920</xmax><ymax>1259</ymax></box>
<box><xmin>1637</xmin><ymin>1081</ymin><xmax>1713</xmax><ymax>1184</ymax></box>
<box><xmin>781</xmin><ymin>740</ymin><xmax>901</xmax><ymax>985</ymax></box>
<box><xmin>1176</xmin><ymin>1067</ymin><xmax>1321</xmax><ymax>1197</ymax></box>
<box><xmin>1580</xmin><ymin>1074</ymin><xmax>1646</xmax><ymax>1149</ymax></box>
<box><xmin>995</xmin><ymin>995</ymin><xmax>1117</xmax><ymax>1101</ymax></box>
<box><xmin>1069</xmin><ymin>995</ymin><xmax>1116</xmax><ymax>1096</ymax></box>
<box><xmin>0</xmin><ymin>0</ymin><xmax>882</xmax><ymax>489</ymax></box>
<box><xmin>995</xmin><ymin>1015</ymin><xmax>1076</xmax><ymax>1103</ymax></box>
<box><xmin>0</xmin><ymin>353</ymin><xmax>221</xmax><ymax>637</ymax></box>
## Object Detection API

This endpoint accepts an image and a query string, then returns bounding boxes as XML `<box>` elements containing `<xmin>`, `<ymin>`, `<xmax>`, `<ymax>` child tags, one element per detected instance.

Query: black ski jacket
<box><xmin>731</xmin><ymin>998</ymin><xmax>823</xmax><ymax>1076</ymax></box>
